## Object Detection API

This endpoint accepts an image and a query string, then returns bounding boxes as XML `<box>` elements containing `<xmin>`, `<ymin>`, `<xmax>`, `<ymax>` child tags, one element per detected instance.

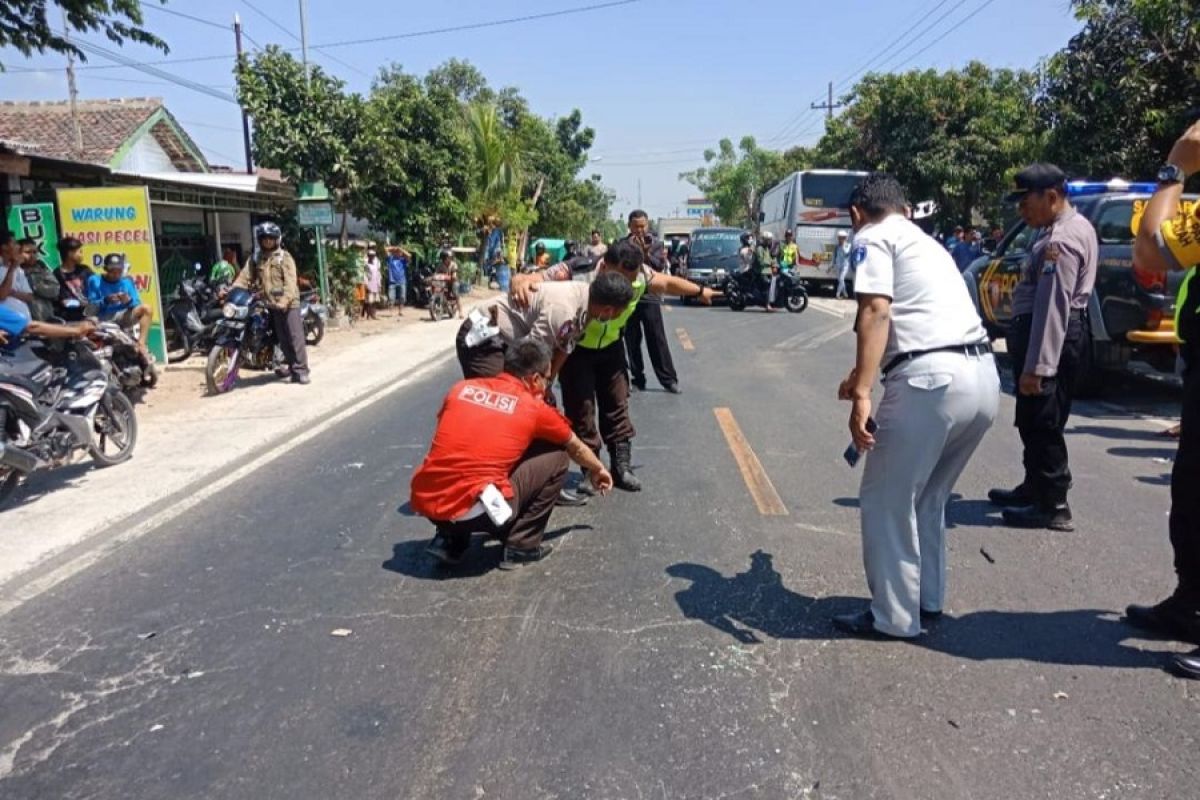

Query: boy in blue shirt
<box><xmin>87</xmin><ymin>253</ymin><xmax>153</xmax><ymax>356</ymax></box>
<box><xmin>386</xmin><ymin>246</ymin><xmax>409</xmax><ymax>317</ymax></box>
<box><xmin>0</xmin><ymin>303</ymin><xmax>94</xmax><ymax>349</ymax></box>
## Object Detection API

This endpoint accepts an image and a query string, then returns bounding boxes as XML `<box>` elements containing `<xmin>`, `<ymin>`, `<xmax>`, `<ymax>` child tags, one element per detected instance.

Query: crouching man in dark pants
<box><xmin>410</xmin><ymin>338</ymin><xmax>614</xmax><ymax>570</ymax></box>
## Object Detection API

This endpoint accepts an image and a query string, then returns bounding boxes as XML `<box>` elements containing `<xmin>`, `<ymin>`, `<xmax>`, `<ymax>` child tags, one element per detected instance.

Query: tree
<box><xmin>0</xmin><ymin>0</ymin><xmax>167</xmax><ymax>66</ymax></box>
<box><xmin>462</xmin><ymin>102</ymin><xmax>521</xmax><ymax>224</ymax></box>
<box><xmin>236</xmin><ymin>46</ymin><xmax>368</xmax><ymax>240</ymax></box>
<box><xmin>814</xmin><ymin>62</ymin><xmax>1042</xmax><ymax>226</ymax></box>
<box><xmin>1039</xmin><ymin>0</ymin><xmax>1200</xmax><ymax>179</ymax></box>
<box><xmin>680</xmin><ymin>137</ymin><xmax>785</xmax><ymax>228</ymax></box>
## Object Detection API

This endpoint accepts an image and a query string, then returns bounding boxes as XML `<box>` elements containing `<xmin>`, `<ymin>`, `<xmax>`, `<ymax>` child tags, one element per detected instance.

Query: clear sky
<box><xmin>0</xmin><ymin>0</ymin><xmax>1084</xmax><ymax>221</ymax></box>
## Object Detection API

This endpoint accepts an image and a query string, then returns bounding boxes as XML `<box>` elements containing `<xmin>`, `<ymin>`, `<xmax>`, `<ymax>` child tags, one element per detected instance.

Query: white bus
<box><xmin>759</xmin><ymin>169</ymin><xmax>867</xmax><ymax>289</ymax></box>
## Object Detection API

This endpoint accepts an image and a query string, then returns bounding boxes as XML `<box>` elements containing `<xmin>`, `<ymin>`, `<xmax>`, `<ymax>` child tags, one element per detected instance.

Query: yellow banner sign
<box><xmin>56</xmin><ymin>186</ymin><xmax>167</xmax><ymax>363</ymax></box>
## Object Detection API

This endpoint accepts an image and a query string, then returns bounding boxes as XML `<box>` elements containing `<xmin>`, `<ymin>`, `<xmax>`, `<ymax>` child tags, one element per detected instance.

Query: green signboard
<box><xmin>298</xmin><ymin>202</ymin><xmax>335</xmax><ymax>227</ymax></box>
<box><xmin>7</xmin><ymin>203</ymin><xmax>61</xmax><ymax>269</ymax></box>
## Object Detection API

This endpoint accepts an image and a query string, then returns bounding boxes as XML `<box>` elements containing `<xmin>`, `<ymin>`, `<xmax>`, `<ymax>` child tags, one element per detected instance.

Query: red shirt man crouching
<box><xmin>410</xmin><ymin>337</ymin><xmax>614</xmax><ymax>570</ymax></box>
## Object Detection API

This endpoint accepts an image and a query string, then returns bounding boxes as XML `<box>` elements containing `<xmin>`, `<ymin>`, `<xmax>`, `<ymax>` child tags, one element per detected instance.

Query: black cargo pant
<box><xmin>1170</xmin><ymin>369</ymin><xmax>1200</xmax><ymax>605</ymax></box>
<box><xmin>456</xmin><ymin>319</ymin><xmax>505</xmax><ymax>378</ymax></box>
<box><xmin>271</xmin><ymin>307</ymin><xmax>309</xmax><ymax>377</ymax></box>
<box><xmin>625</xmin><ymin>299</ymin><xmax>678</xmax><ymax>389</ymax></box>
<box><xmin>433</xmin><ymin>442</ymin><xmax>570</xmax><ymax>554</ymax></box>
<box><xmin>1006</xmin><ymin>312</ymin><xmax>1084</xmax><ymax>507</ymax></box>
<box><xmin>559</xmin><ymin>340</ymin><xmax>635</xmax><ymax>454</ymax></box>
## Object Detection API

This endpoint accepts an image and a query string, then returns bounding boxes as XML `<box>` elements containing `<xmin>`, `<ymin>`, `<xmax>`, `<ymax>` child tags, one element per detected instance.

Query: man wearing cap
<box><xmin>1127</xmin><ymin>120</ymin><xmax>1200</xmax><ymax>678</ymax></box>
<box><xmin>87</xmin><ymin>253</ymin><xmax>154</xmax><ymax>357</ymax></box>
<box><xmin>988</xmin><ymin>164</ymin><xmax>1098</xmax><ymax>531</ymax></box>
<box><xmin>622</xmin><ymin>210</ymin><xmax>680</xmax><ymax>393</ymax></box>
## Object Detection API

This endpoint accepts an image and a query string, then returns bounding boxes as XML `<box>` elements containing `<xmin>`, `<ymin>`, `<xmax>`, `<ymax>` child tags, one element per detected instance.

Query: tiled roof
<box><xmin>0</xmin><ymin>97</ymin><xmax>206</xmax><ymax>172</ymax></box>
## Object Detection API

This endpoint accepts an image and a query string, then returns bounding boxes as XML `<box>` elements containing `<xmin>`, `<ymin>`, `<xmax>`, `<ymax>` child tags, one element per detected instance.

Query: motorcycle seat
<box><xmin>0</xmin><ymin>344</ymin><xmax>53</xmax><ymax>385</ymax></box>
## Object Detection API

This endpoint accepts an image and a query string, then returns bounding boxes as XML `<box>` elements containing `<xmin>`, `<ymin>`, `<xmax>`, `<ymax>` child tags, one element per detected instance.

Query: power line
<box><xmin>178</xmin><ymin>119</ymin><xmax>244</xmax><ymax>133</ymax></box>
<box><xmin>239</xmin><ymin>0</ymin><xmax>369</xmax><ymax>78</ymax></box>
<box><xmin>143</xmin><ymin>4</ymin><xmax>229</xmax><ymax>31</ymax></box>
<box><xmin>884</xmin><ymin>0</ymin><xmax>999</xmax><ymax>72</ymax></box>
<box><xmin>830</xmin><ymin>0</ymin><xmax>959</xmax><ymax>92</ymax></box>
<box><xmin>871</xmin><ymin>0</ymin><xmax>976</xmax><ymax>74</ymax></box>
<box><xmin>70</xmin><ymin>38</ymin><xmax>237</xmax><ymax>105</ymax></box>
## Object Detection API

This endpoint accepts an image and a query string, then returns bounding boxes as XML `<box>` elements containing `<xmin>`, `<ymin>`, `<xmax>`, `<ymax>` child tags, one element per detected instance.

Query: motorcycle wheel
<box><xmin>165</xmin><ymin>322</ymin><xmax>192</xmax><ymax>363</ymax></box>
<box><xmin>429</xmin><ymin>296</ymin><xmax>443</xmax><ymax>322</ymax></box>
<box><xmin>786</xmin><ymin>292</ymin><xmax>809</xmax><ymax>313</ymax></box>
<box><xmin>727</xmin><ymin>289</ymin><xmax>746</xmax><ymax>312</ymax></box>
<box><xmin>89</xmin><ymin>392</ymin><xmax>138</xmax><ymax>467</ymax></box>
<box><xmin>305</xmin><ymin>314</ymin><xmax>325</xmax><ymax>346</ymax></box>
<box><xmin>0</xmin><ymin>467</ymin><xmax>20</xmax><ymax>507</ymax></box>
<box><xmin>206</xmin><ymin>345</ymin><xmax>239</xmax><ymax>395</ymax></box>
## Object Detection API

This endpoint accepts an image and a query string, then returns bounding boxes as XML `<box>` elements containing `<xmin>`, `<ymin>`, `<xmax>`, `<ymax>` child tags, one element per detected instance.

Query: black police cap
<box><xmin>1005</xmin><ymin>163</ymin><xmax>1068</xmax><ymax>203</ymax></box>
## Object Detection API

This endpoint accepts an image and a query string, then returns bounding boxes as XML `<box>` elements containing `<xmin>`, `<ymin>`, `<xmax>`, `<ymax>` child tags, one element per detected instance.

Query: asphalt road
<box><xmin>1</xmin><ymin>298</ymin><xmax>1196</xmax><ymax>800</ymax></box>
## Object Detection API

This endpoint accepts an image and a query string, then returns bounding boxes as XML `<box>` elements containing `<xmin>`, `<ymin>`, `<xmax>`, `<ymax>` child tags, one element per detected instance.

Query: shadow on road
<box><xmin>667</xmin><ymin>550</ymin><xmax>1166</xmax><ymax>669</ymax></box>
<box><xmin>1107</xmin><ymin>446</ymin><xmax>1177</xmax><ymax>460</ymax></box>
<box><xmin>1068</xmin><ymin>424</ymin><xmax>1172</xmax><ymax>441</ymax></box>
<box><xmin>382</xmin><ymin>525</ymin><xmax>594</xmax><ymax>581</ymax></box>
<box><xmin>946</xmin><ymin>497</ymin><xmax>1006</xmax><ymax>528</ymax></box>
<box><xmin>2</xmin><ymin>462</ymin><xmax>94</xmax><ymax>511</ymax></box>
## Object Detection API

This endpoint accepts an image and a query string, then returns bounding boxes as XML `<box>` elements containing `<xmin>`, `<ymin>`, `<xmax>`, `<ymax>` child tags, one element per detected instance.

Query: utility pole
<box><xmin>62</xmin><ymin>10</ymin><xmax>83</xmax><ymax>160</ymax></box>
<box><xmin>810</xmin><ymin>81</ymin><xmax>844</xmax><ymax>121</ymax></box>
<box><xmin>637</xmin><ymin>179</ymin><xmax>642</xmax><ymax>210</ymax></box>
<box><xmin>298</xmin><ymin>0</ymin><xmax>311</xmax><ymax>87</ymax></box>
<box><xmin>233</xmin><ymin>14</ymin><xmax>254</xmax><ymax>174</ymax></box>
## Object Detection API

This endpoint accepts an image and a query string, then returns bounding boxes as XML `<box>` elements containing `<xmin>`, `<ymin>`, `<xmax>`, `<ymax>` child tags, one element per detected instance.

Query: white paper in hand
<box><xmin>480</xmin><ymin>483</ymin><xmax>513</xmax><ymax>526</ymax></box>
<box><xmin>464</xmin><ymin>307</ymin><xmax>500</xmax><ymax>348</ymax></box>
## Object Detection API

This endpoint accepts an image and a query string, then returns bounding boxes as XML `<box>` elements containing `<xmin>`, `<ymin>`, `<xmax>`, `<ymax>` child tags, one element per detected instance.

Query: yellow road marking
<box><xmin>676</xmin><ymin>328</ymin><xmax>695</xmax><ymax>351</ymax></box>
<box><xmin>713</xmin><ymin>408</ymin><xmax>789</xmax><ymax>516</ymax></box>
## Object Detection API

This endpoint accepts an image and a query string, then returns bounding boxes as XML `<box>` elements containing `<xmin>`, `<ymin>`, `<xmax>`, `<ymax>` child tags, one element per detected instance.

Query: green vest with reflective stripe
<box><xmin>1177</xmin><ymin>267</ymin><xmax>1198</xmax><ymax>350</ymax></box>
<box><xmin>578</xmin><ymin>276</ymin><xmax>647</xmax><ymax>350</ymax></box>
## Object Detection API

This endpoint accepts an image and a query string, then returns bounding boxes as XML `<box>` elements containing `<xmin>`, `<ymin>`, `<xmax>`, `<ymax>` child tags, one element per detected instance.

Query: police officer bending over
<box><xmin>1127</xmin><ymin>120</ymin><xmax>1200</xmax><ymax>679</ymax></box>
<box><xmin>987</xmin><ymin>165</ymin><xmax>1098</xmax><ymax>530</ymax></box>
<box><xmin>833</xmin><ymin>173</ymin><xmax>999</xmax><ymax>639</ymax></box>
<box><xmin>411</xmin><ymin>338</ymin><xmax>614</xmax><ymax>570</ymax></box>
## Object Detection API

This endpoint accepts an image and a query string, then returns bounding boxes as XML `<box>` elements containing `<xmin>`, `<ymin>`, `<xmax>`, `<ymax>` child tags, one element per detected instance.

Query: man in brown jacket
<box><xmin>232</xmin><ymin>222</ymin><xmax>310</xmax><ymax>384</ymax></box>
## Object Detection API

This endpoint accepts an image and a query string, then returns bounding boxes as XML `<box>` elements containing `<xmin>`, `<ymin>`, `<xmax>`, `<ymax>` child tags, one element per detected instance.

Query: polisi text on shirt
<box><xmin>70</xmin><ymin>206</ymin><xmax>139</xmax><ymax>224</ymax></box>
<box><xmin>459</xmin><ymin>385</ymin><xmax>518</xmax><ymax>415</ymax></box>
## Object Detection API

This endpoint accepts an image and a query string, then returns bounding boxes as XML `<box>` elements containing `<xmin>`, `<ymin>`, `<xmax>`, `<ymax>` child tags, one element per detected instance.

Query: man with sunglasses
<box><xmin>412</xmin><ymin>338</ymin><xmax>614</xmax><ymax>570</ymax></box>
<box><xmin>987</xmin><ymin>164</ymin><xmax>1098</xmax><ymax>531</ymax></box>
<box><xmin>510</xmin><ymin>241</ymin><xmax>713</xmax><ymax>492</ymax></box>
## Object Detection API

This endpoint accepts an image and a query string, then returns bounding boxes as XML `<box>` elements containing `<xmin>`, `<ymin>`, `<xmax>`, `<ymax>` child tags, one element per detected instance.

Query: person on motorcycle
<box><xmin>230</xmin><ymin>222</ymin><xmax>310</xmax><ymax>384</ymax></box>
<box><xmin>53</xmin><ymin>237</ymin><xmax>91</xmax><ymax>321</ymax></box>
<box><xmin>87</xmin><ymin>254</ymin><xmax>154</xmax><ymax>357</ymax></box>
<box><xmin>435</xmin><ymin>249</ymin><xmax>464</xmax><ymax>320</ymax></box>
<box><xmin>754</xmin><ymin>232</ymin><xmax>780</xmax><ymax>310</ymax></box>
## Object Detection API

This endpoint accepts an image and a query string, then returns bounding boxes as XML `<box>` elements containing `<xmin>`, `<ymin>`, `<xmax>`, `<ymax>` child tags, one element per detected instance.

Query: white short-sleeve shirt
<box><xmin>851</xmin><ymin>214</ymin><xmax>987</xmax><ymax>363</ymax></box>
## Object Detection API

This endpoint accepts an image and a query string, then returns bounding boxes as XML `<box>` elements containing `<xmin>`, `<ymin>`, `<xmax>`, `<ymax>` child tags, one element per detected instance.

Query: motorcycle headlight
<box><xmin>223</xmin><ymin>303</ymin><xmax>238</xmax><ymax>319</ymax></box>
<box><xmin>715</xmin><ymin>269</ymin><xmax>727</xmax><ymax>278</ymax></box>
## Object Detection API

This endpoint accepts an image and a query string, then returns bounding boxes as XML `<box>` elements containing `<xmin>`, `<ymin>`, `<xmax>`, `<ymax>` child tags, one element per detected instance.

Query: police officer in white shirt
<box><xmin>834</xmin><ymin>174</ymin><xmax>1000</xmax><ymax>639</ymax></box>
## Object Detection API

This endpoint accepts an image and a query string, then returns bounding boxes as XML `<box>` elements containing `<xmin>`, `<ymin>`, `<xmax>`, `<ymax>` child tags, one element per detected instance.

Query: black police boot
<box><xmin>987</xmin><ymin>483</ymin><xmax>1034</xmax><ymax>507</ymax></box>
<box><xmin>1002</xmin><ymin>503</ymin><xmax>1074</xmax><ymax>532</ymax></box>
<box><xmin>1125</xmin><ymin>595</ymin><xmax>1200</xmax><ymax>643</ymax></box>
<box><xmin>1170</xmin><ymin>649</ymin><xmax>1200</xmax><ymax>680</ymax></box>
<box><xmin>609</xmin><ymin>440</ymin><xmax>642</xmax><ymax>492</ymax></box>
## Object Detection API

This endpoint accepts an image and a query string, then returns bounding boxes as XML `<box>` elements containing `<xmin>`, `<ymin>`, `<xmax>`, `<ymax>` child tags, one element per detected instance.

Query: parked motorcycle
<box><xmin>300</xmin><ymin>290</ymin><xmax>327</xmax><ymax>346</ymax></box>
<box><xmin>426</xmin><ymin>273</ymin><xmax>460</xmax><ymax>322</ymax></box>
<box><xmin>0</xmin><ymin>331</ymin><xmax>138</xmax><ymax>506</ymax></box>
<box><xmin>205</xmin><ymin>288</ymin><xmax>279</xmax><ymax>395</ymax></box>
<box><xmin>100</xmin><ymin>320</ymin><xmax>158</xmax><ymax>397</ymax></box>
<box><xmin>723</xmin><ymin>268</ymin><xmax>809</xmax><ymax>314</ymax></box>
<box><xmin>165</xmin><ymin>275</ymin><xmax>222</xmax><ymax>362</ymax></box>
<box><xmin>410</xmin><ymin>265</ymin><xmax>434</xmax><ymax>309</ymax></box>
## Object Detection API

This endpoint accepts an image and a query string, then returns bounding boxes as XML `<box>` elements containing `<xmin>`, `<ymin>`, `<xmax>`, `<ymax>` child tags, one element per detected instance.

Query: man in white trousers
<box><xmin>833</xmin><ymin>173</ymin><xmax>999</xmax><ymax>639</ymax></box>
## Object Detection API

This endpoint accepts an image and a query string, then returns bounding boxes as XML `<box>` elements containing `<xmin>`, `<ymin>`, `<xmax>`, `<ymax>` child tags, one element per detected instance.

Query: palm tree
<box><xmin>463</xmin><ymin>102</ymin><xmax>520</xmax><ymax>223</ymax></box>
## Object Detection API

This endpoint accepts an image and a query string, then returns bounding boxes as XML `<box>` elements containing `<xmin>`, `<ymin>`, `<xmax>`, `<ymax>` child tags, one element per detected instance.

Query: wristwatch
<box><xmin>1157</xmin><ymin>163</ymin><xmax>1186</xmax><ymax>185</ymax></box>
<box><xmin>695</xmin><ymin>284</ymin><xmax>706</xmax><ymax>298</ymax></box>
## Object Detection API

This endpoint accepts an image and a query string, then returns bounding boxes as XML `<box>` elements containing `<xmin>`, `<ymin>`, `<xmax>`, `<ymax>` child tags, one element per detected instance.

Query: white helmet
<box><xmin>761</xmin><ymin>231</ymin><xmax>774</xmax><ymax>240</ymax></box>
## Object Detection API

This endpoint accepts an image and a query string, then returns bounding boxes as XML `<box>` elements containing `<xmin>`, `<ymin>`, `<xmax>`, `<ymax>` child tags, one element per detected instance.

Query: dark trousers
<box><xmin>271</xmin><ymin>307</ymin><xmax>309</xmax><ymax>376</ymax></box>
<box><xmin>1171</xmin><ymin>370</ymin><xmax>1200</xmax><ymax>603</ymax></box>
<box><xmin>456</xmin><ymin>320</ymin><xmax>505</xmax><ymax>378</ymax></box>
<box><xmin>625</xmin><ymin>300</ymin><xmax>678</xmax><ymax>389</ymax></box>
<box><xmin>1007</xmin><ymin>313</ymin><xmax>1084</xmax><ymax>506</ymax></box>
<box><xmin>434</xmin><ymin>442</ymin><xmax>570</xmax><ymax>553</ymax></box>
<box><xmin>560</xmin><ymin>341</ymin><xmax>635</xmax><ymax>453</ymax></box>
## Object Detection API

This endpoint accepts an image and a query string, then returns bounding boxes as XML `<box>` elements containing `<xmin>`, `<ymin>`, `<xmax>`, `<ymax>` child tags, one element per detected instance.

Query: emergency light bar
<box><xmin>1066</xmin><ymin>179</ymin><xmax>1158</xmax><ymax>196</ymax></box>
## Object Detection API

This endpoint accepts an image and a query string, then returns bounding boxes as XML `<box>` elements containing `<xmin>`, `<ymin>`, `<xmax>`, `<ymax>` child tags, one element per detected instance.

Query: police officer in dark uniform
<box><xmin>622</xmin><ymin>209</ymin><xmax>680</xmax><ymax>393</ymax></box>
<box><xmin>1127</xmin><ymin>121</ymin><xmax>1200</xmax><ymax>678</ymax></box>
<box><xmin>987</xmin><ymin>164</ymin><xmax>1098</xmax><ymax>531</ymax></box>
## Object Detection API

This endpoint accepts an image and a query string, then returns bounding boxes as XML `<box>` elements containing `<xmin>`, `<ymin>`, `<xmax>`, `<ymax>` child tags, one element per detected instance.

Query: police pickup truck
<box><xmin>963</xmin><ymin>180</ymin><xmax>1197</xmax><ymax>395</ymax></box>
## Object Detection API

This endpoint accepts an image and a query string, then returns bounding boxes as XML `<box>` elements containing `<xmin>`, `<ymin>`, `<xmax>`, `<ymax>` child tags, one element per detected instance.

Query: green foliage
<box><xmin>680</xmin><ymin>136</ymin><xmax>789</xmax><ymax>228</ymax></box>
<box><xmin>0</xmin><ymin>0</ymin><xmax>167</xmax><ymax>67</ymax></box>
<box><xmin>814</xmin><ymin>62</ymin><xmax>1042</xmax><ymax>226</ymax></box>
<box><xmin>462</xmin><ymin>102</ymin><xmax>521</xmax><ymax>223</ymax></box>
<box><xmin>1039</xmin><ymin>0</ymin><xmax>1200</xmax><ymax>179</ymax></box>
<box><xmin>326</xmin><ymin>247</ymin><xmax>362</xmax><ymax>312</ymax></box>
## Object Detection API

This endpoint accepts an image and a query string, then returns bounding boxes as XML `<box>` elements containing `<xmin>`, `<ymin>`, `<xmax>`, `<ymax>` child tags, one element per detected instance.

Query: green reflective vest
<box><xmin>578</xmin><ymin>275</ymin><xmax>647</xmax><ymax>350</ymax></box>
<box><xmin>1177</xmin><ymin>267</ymin><xmax>1198</xmax><ymax>349</ymax></box>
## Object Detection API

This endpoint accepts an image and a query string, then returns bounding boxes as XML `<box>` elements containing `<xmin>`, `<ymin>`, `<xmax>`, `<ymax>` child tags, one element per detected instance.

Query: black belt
<box><xmin>882</xmin><ymin>342</ymin><xmax>993</xmax><ymax>377</ymax></box>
